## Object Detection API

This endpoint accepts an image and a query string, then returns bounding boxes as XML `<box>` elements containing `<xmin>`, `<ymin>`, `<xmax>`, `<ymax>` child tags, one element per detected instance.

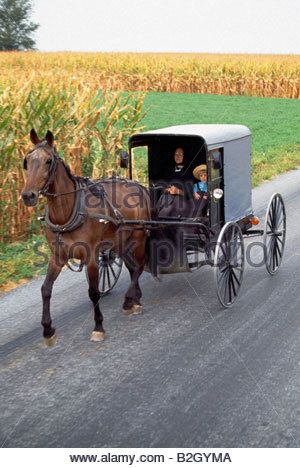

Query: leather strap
<box><xmin>44</xmin><ymin>179</ymin><xmax>87</xmax><ymax>233</ymax></box>
<box><xmin>44</xmin><ymin>179</ymin><xmax>123</xmax><ymax>234</ymax></box>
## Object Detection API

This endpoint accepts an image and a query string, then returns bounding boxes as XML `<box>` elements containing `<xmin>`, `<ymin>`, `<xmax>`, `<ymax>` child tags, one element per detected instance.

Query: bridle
<box><xmin>40</xmin><ymin>153</ymin><xmax>59</xmax><ymax>197</ymax></box>
<box><xmin>24</xmin><ymin>141</ymin><xmax>60</xmax><ymax>197</ymax></box>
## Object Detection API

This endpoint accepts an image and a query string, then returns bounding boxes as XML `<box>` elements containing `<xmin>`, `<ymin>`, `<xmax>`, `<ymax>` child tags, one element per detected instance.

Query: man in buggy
<box><xmin>156</xmin><ymin>147</ymin><xmax>208</xmax><ymax>219</ymax></box>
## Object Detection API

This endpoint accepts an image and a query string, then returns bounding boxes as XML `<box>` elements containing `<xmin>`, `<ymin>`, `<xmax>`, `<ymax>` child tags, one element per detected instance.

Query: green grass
<box><xmin>142</xmin><ymin>92</ymin><xmax>300</xmax><ymax>185</ymax></box>
<box><xmin>0</xmin><ymin>235</ymin><xmax>49</xmax><ymax>294</ymax></box>
<box><xmin>142</xmin><ymin>92</ymin><xmax>300</xmax><ymax>153</ymax></box>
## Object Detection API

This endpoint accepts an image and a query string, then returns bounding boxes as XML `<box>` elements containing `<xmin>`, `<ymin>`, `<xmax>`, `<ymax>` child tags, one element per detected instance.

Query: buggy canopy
<box><xmin>129</xmin><ymin>124</ymin><xmax>253</xmax><ymax>223</ymax></box>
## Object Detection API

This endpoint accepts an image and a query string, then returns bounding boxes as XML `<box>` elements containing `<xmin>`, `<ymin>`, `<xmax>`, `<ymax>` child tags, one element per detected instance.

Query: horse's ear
<box><xmin>45</xmin><ymin>130</ymin><xmax>54</xmax><ymax>147</ymax></box>
<box><xmin>30</xmin><ymin>128</ymin><xmax>41</xmax><ymax>145</ymax></box>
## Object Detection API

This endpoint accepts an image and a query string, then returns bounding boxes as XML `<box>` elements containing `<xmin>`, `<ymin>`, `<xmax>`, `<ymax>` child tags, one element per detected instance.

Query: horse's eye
<box><xmin>46</xmin><ymin>159</ymin><xmax>52</xmax><ymax>165</ymax></box>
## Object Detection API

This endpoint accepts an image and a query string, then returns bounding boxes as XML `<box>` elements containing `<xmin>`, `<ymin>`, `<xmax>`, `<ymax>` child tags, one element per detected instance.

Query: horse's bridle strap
<box><xmin>39</xmin><ymin>156</ymin><xmax>58</xmax><ymax>196</ymax></box>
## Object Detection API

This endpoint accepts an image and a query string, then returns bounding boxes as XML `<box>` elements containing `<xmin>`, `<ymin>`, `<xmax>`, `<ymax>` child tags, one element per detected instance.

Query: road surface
<box><xmin>1</xmin><ymin>169</ymin><xmax>300</xmax><ymax>448</ymax></box>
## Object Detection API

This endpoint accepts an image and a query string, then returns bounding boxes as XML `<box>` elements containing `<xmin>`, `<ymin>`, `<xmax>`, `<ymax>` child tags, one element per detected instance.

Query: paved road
<box><xmin>1</xmin><ymin>170</ymin><xmax>300</xmax><ymax>448</ymax></box>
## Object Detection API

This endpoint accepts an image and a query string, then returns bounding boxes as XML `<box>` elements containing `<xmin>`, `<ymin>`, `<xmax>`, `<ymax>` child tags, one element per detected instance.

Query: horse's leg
<box><xmin>41</xmin><ymin>256</ymin><xmax>63</xmax><ymax>346</ymax></box>
<box><xmin>86</xmin><ymin>262</ymin><xmax>106</xmax><ymax>342</ymax></box>
<box><xmin>123</xmin><ymin>263</ymin><xmax>143</xmax><ymax>315</ymax></box>
<box><xmin>122</xmin><ymin>231</ymin><xmax>146</xmax><ymax>316</ymax></box>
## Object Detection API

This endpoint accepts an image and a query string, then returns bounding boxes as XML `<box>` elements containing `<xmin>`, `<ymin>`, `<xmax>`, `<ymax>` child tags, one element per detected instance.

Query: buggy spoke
<box><xmin>220</xmin><ymin>266</ymin><xmax>228</xmax><ymax>274</ymax></box>
<box><xmin>272</xmin><ymin>198</ymin><xmax>277</xmax><ymax>223</ymax></box>
<box><xmin>271</xmin><ymin>239</ymin><xmax>276</xmax><ymax>270</ymax></box>
<box><xmin>231</xmin><ymin>271</ymin><xmax>237</xmax><ymax>296</ymax></box>
<box><xmin>113</xmin><ymin>258</ymin><xmax>122</xmax><ymax>267</ymax></box>
<box><xmin>99</xmin><ymin>265</ymin><xmax>103</xmax><ymax>281</ymax></box>
<box><xmin>276</xmin><ymin>235</ymin><xmax>284</xmax><ymax>246</ymax></box>
<box><xmin>102</xmin><ymin>265</ymin><xmax>107</xmax><ymax>292</ymax></box>
<box><xmin>232</xmin><ymin>266</ymin><xmax>243</xmax><ymax>273</ymax></box>
<box><xmin>275</xmin><ymin>198</ymin><xmax>282</xmax><ymax>220</ymax></box>
<box><xmin>228</xmin><ymin>273</ymin><xmax>232</xmax><ymax>303</ymax></box>
<box><xmin>272</xmin><ymin>197</ymin><xmax>277</xmax><ymax>220</ymax></box>
<box><xmin>231</xmin><ymin>268</ymin><xmax>241</xmax><ymax>287</ymax></box>
<box><xmin>275</xmin><ymin>240</ymin><xmax>282</xmax><ymax>259</ymax></box>
<box><xmin>276</xmin><ymin>211</ymin><xmax>284</xmax><ymax>228</ymax></box>
<box><xmin>230</xmin><ymin>226</ymin><xmax>236</xmax><ymax>244</ymax></box>
<box><xmin>273</xmin><ymin>244</ymin><xmax>278</xmax><ymax>269</ymax></box>
<box><xmin>269</xmin><ymin>208</ymin><xmax>274</xmax><ymax>228</ymax></box>
<box><xmin>269</xmin><ymin>238</ymin><xmax>275</xmax><ymax>269</ymax></box>
<box><xmin>219</xmin><ymin>269</ymin><xmax>230</xmax><ymax>302</ymax></box>
<box><xmin>231</xmin><ymin>238</ymin><xmax>239</xmax><ymax>259</ymax></box>
<box><xmin>108</xmin><ymin>263</ymin><xmax>117</xmax><ymax>280</ymax></box>
<box><xmin>106</xmin><ymin>267</ymin><xmax>112</xmax><ymax>289</ymax></box>
<box><xmin>220</xmin><ymin>244</ymin><xmax>228</xmax><ymax>260</ymax></box>
<box><xmin>218</xmin><ymin>269</ymin><xmax>230</xmax><ymax>300</ymax></box>
<box><xmin>219</xmin><ymin>268</ymin><xmax>230</xmax><ymax>288</ymax></box>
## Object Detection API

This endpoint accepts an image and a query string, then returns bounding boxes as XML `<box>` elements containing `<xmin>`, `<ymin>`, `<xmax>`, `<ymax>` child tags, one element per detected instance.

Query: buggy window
<box><xmin>131</xmin><ymin>145</ymin><xmax>149</xmax><ymax>185</ymax></box>
<box><xmin>207</xmin><ymin>148</ymin><xmax>224</xmax><ymax>228</ymax></box>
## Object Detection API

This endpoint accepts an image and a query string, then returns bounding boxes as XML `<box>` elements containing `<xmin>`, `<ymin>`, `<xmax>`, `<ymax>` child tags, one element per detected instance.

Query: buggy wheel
<box><xmin>214</xmin><ymin>222</ymin><xmax>245</xmax><ymax>308</ymax></box>
<box><xmin>85</xmin><ymin>250</ymin><xmax>123</xmax><ymax>296</ymax></box>
<box><xmin>99</xmin><ymin>250</ymin><xmax>123</xmax><ymax>295</ymax></box>
<box><xmin>263</xmin><ymin>193</ymin><xmax>286</xmax><ymax>275</ymax></box>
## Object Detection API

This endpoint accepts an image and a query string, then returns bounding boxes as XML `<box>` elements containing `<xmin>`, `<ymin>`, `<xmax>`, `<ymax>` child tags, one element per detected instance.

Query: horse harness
<box><xmin>43</xmin><ymin>178</ymin><xmax>124</xmax><ymax>234</ymax></box>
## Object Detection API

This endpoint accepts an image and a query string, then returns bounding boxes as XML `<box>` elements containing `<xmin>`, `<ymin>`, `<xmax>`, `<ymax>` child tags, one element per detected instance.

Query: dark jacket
<box><xmin>163</xmin><ymin>164</ymin><xmax>193</xmax><ymax>199</ymax></box>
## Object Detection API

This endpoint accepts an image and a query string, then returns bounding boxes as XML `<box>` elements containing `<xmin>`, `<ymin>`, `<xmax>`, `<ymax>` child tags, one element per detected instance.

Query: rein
<box><xmin>42</xmin><ymin>180</ymin><xmax>110</xmax><ymax>198</ymax></box>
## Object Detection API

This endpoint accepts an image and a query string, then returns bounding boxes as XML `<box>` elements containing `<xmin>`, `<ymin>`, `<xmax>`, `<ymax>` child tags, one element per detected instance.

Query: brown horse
<box><xmin>21</xmin><ymin>129</ymin><xmax>150</xmax><ymax>346</ymax></box>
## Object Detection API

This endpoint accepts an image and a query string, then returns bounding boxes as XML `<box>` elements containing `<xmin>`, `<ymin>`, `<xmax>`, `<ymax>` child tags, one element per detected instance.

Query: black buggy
<box><xmin>83</xmin><ymin>124</ymin><xmax>286</xmax><ymax>307</ymax></box>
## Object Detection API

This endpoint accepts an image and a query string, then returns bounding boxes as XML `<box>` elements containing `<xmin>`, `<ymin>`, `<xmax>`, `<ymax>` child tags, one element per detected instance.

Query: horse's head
<box><xmin>22</xmin><ymin>129</ymin><xmax>57</xmax><ymax>206</ymax></box>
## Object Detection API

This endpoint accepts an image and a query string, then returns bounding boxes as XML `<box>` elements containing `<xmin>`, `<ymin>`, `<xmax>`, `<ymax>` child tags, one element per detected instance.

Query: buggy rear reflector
<box><xmin>251</xmin><ymin>216</ymin><xmax>260</xmax><ymax>225</ymax></box>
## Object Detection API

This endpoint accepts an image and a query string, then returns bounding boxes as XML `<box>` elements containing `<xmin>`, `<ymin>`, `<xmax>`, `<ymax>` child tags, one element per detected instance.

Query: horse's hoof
<box><xmin>123</xmin><ymin>305</ymin><xmax>142</xmax><ymax>316</ymax></box>
<box><xmin>44</xmin><ymin>334</ymin><xmax>57</xmax><ymax>347</ymax></box>
<box><xmin>132</xmin><ymin>304</ymin><xmax>142</xmax><ymax>315</ymax></box>
<box><xmin>90</xmin><ymin>331</ymin><xmax>106</xmax><ymax>342</ymax></box>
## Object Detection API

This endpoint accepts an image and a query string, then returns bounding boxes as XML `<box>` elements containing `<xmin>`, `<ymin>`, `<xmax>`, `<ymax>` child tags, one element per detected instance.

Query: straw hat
<box><xmin>193</xmin><ymin>164</ymin><xmax>207</xmax><ymax>180</ymax></box>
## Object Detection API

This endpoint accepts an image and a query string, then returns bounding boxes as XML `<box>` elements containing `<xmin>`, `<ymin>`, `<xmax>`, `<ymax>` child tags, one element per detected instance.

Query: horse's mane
<box><xmin>60</xmin><ymin>158</ymin><xmax>77</xmax><ymax>181</ymax></box>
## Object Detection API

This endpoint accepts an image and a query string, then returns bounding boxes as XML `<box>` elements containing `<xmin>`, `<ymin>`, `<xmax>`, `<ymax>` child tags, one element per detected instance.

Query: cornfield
<box><xmin>1</xmin><ymin>52</ymin><xmax>300</xmax><ymax>98</ymax></box>
<box><xmin>1</xmin><ymin>51</ymin><xmax>300</xmax><ymax>243</ymax></box>
<box><xmin>0</xmin><ymin>67</ymin><xmax>145</xmax><ymax>242</ymax></box>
